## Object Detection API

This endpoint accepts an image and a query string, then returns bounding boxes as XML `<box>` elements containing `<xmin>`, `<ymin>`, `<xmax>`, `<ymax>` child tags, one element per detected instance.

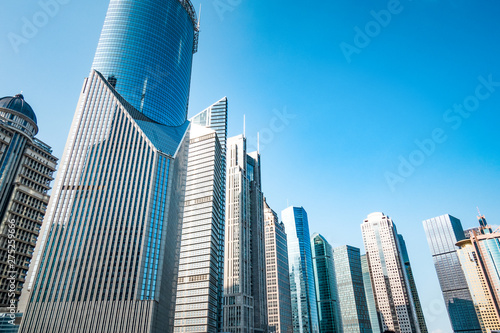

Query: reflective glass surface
<box><xmin>92</xmin><ymin>0</ymin><xmax>196</xmax><ymax>126</ymax></box>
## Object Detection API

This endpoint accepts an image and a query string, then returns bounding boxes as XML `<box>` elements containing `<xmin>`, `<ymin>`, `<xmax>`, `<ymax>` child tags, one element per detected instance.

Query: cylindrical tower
<box><xmin>92</xmin><ymin>0</ymin><xmax>198</xmax><ymax>126</ymax></box>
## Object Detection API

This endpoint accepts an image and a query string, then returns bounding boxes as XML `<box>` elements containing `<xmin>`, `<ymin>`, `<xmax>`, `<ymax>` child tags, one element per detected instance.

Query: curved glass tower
<box><xmin>92</xmin><ymin>0</ymin><xmax>199</xmax><ymax>126</ymax></box>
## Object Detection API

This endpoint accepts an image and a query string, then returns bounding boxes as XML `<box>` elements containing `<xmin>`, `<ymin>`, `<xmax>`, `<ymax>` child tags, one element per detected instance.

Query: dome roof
<box><xmin>0</xmin><ymin>94</ymin><xmax>37</xmax><ymax>124</ymax></box>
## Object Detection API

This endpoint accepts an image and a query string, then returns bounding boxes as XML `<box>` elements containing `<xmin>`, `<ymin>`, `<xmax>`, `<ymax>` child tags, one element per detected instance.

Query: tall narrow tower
<box><xmin>19</xmin><ymin>1</ymin><xmax>199</xmax><ymax>332</ymax></box>
<box><xmin>224</xmin><ymin>135</ymin><xmax>267</xmax><ymax>333</ymax></box>
<box><xmin>281</xmin><ymin>206</ymin><xmax>319</xmax><ymax>333</ymax></box>
<box><xmin>174</xmin><ymin>98</ymin><xmax>228</xmax><ymax>333</ymax></box>
<box><xmin>361</xmin><ymin>212</ymin><xmax>420</xmax><ymax>333</ymax></box>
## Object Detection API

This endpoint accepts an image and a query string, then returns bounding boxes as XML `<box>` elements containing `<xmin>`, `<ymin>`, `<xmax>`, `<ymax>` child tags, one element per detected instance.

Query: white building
<box><xmin>361</xmin><ymin>212</ymin><xmax>420</xmax><ymax>333</ymax></box>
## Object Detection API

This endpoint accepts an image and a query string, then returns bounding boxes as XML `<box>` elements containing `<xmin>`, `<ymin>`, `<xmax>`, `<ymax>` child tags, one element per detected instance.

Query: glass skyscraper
<box><xmin>264</xmin><ymin>199</ymin><xmax>293</xmax><ymax>333</ymax></box>
<box><xmin>19</xmin><ymin>1</ymin><xmax>199</xmax><ymax>332</ymax></box>
<box><xmin>311</xmin><ymin>233</ymin><xmax>341</xmax><ymax>333</ymax></box>
<box><xmin>423</xmin><ymin>214</ymin><xmax>481</xmax><ymax>333</ymax></box>
<box><xmin>361</xmin><ymin>254</ymin><xmax>381</xmax><ymax>333</ymax></box>
<box><xmin>361</xmin><ymin>212</ymin><xmax>420</xmax><ymax>333</ymax></box>
<box><xmin>333</xmin><ymin>245</ymin><xmax>372</xmax><ymax>333</ymax></box>
<box><xmin>174</xmin><ymin>98</ymin><xmax>228</xmax><ymax>333</ymax></box>
<box><xmin>92</xmin><ymin>0</ymin><xmax>199</xmax><ymax>126</ymax></box>
<box><xmin>281</xmin><ymin>206</ymin><xmax>319</xmax><ymax>333</ymax></box>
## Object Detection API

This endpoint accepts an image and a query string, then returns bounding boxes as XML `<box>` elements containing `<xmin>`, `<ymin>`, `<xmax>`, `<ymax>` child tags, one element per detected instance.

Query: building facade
<box><xmin>223</xmin><ymin>135</ymin><xmax>267</xmax><ymax>333</ymax></box>
<box><xmin>281</xmin><ymin>206</ymin><xmax>319</xmax><ymax>333</ymax></box>
<box><xmin>423</xmin><ymin>214</ymin><xmax>481</xmax><ymax>333</ymax></box>
<box><xmin>361</xmin><ymin>254</ymin><xmax>381</xmax><ymax>333</ymax></box>
<box><xmin>333</xmin><ymin>245</ymin><xmax>372</xmax><ymax>333</ymax></box>
<box><xmin>264</xmin><ymin>199</ymin><xmax>292</xmax><ymax>333</ymax></box>
<box><xmin>397</xmin><ymin>235</ymin><xmax>428</xmax><ymax>333</ymax></box>
<box><xmin>456</xmin><ymin>215</ymin><xmax>500</xmax><ymax>332</ymax></box>
<box><xmin>174</xmin><ymin>98</ymin><xmax>228</xmax><ymax>333</ymax></box>
<box><xmin>361</xmin><ymin>212</ymin><xmax>420</xmax><ymax>333</ymax></box>
<box><xmin>311</xmin><ymin>233</ymin><xmax>341</xmax><ymax>333</ymax></box>
<box><xmin>19</xmin><ymin>0</ymin><xmax>199</xmax><ymax>332</ymax></box>
<box><xmin>0</xmin><ymin>95</ymin><xmax>57</xmax><ymax>314</ymax></box>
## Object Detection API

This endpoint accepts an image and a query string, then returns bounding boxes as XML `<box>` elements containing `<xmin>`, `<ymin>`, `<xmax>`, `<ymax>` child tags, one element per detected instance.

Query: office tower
<box><xmin>174</xmin><ymin>98</ymin><xmax>228</xmax><ymax>333</ymax></box>
<box><xmin>264</xmin><ymin>199</ymin><xmax>293</xmax><ymax>333</ymax></box>
<box><xmin>361</xmin><ymin>212</ymin><xmax>420</xmax><ymax>333</ymax></box>
<box><xmin>224</xmin><ymin>134</ymin><xmax>267</xmax><ymax>333</ymax></box>
<box><xmin>333</xmin><ymin>245</ymin><xmax>372</xmax><ymax>333</ymax></box>
<box><xmin>361</xmin><ymin>254</ymin><xmax>381</xmax><ymax>333</ymax></box>
<box><xmin>397</xmin><ymin>235</ymin><xmax>428</xmax><ymax>333</ymax></box>
<box><xmin>19</xmin><ymin>1</ymin><xmax>199</xmax><ymax>332</ymax></box>
<box><xmin>311</xmin><ymin>233</ymin><xmax>341</xmax><ymax>333</ymax></box>
<box><xmin>456</xmin><ymin>215</ymin><xmax>500</xmax><ymax>332</ymax></box>
<box><xmin>281</xmin><ymin>206</ymin><xmax>319</xmax><ymax>333</ymax></box>
<box><xmin>0</xmin><ymin>95</ymin><xmax>57</xmax><ymax>310</ymax></box>
<box><xmin>423</xmin><ymin>214</ymin><xmax>481</xmax><ymax>333</ymax></box>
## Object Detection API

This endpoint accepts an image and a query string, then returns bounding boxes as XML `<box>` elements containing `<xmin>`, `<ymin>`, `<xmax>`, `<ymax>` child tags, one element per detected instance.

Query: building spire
<box><xmin>243</xmin><ymin>114</ymin><xmax>246</xmax><ymax>137</ymax></box>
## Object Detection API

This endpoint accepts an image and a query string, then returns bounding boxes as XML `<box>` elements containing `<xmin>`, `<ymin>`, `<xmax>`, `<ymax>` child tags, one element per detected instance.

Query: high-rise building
<box><xmin>423</xmin><ymin>214</ymin><xmax>481</xmax><ymax>333</ymax></box>
<box><xmin>456</xmin><ymin>215</ymin><xmax>500</xmax><ymax>332</ymax></box>
<box><xmin>311</xmin><ymin>233</ymin><xmax>341</xmax><ymax>333</ymax></box>
<box><xmin>264</xmin><ymin>199</ymin><xmax>293</xmax><ymax>333</ymax></box>
<box><xmin>19</xmin><ymin>1</ymin><xmax>199</xmax><ymax>332</ymax></box>
<box><xmin>224</xmin><ymin>135</ymin><xmax>267</xmax><ymax>333</ymax></box>
<box><xmin>174</xmin><ymin>98</ymin><xmax>228</xmax><ymax>333</ymax></box>
<box><xmin>397</xmin><ymin>235</ymin><xmax>428</xmax><ymax>333</ymax></box>
<box><xmin>281</xmin><ymin>206</ymin><xmax>319</xmax><ymax>333</ymax></box>
<box><xmin>361</xmin><ymin>254</ymin><xmax>381</xmax><ymax>333</ymax></box>
<box><xmin>0</xmin><ymin>94</ymin><xmax>57</xmax><ymax>316</ymax></box>
<box><xmin>333</xmin><ymin>245</ymin><xmax>372</xmax><ymax>333</ymax></box>
<box><xmin>361</xmin><ymin>212</ymin><xmax>420</xmax><ymax>333</ymax></box>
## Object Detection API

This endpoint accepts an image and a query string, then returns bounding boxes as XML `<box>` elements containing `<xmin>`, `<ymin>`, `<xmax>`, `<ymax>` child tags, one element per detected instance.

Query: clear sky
<box><xmin>1</xmin><ymin>1</ymin><xmax>500</xmax><ymax>332</ymax></box>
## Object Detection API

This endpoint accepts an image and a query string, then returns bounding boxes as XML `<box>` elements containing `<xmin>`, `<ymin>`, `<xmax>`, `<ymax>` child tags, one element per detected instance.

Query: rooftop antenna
<box><xmin>243</xmin><ymin>114</ymin><xmax>246</xmax><ymax>137</ymax></box>
<box><xmin>477</xmin><ymin>206</ymin><xmax>482</xmax><ymax>216</ymax></box>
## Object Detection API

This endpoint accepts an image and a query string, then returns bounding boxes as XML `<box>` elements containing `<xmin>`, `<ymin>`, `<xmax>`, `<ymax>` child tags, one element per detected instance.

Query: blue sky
<box><xmin>2</xmin><ymin>0</ymin><xmax>500</xmax><ymax>332</ymax></box>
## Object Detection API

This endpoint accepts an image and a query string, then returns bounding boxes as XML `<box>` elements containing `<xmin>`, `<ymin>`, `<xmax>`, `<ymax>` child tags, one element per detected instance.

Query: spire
<box><xmin>243</xmin><ymin>114</ymin><xmax>246</xmax><ymax>137</ymax></box>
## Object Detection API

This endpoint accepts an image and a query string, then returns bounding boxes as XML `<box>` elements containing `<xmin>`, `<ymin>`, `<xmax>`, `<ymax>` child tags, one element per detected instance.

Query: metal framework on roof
<box><xmin>178</xmin><ymin>0</ymin><xmax>200</xmax><ymax>53</ymax></box>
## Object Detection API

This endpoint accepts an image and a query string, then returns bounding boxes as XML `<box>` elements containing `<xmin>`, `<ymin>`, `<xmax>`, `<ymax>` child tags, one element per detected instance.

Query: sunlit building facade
<box><xmin>174</xmin><ymin>98</ymin><xmax>228</xmax><ymax>333</ymax></box>
<box><xmin>333</xmin><ymin>245</ymin><xmax>371</xmax><ymax>333</ymax></box>
<box><xmin>361</xmin><ymin>212</ymin><xmax>420</xmax><ymax>333</ymax></box>
<box><xmin>264</xmin><ymin>199</ymin><xmax>292</xmax><ymax>333</ymax></box>
<box><xmin>281</xmin><ymin>206</ymin><xmax>319</xmax><ymax>333</ymax></box>
<box><xmin>423</xmin><ymin>214</ymin><xmax>481</xmax><ymax>333</ymax></box>
<box><xmin>311</xmin><ymin>233</ymin><xmax>340</xmax><ymax>333</ymax></box>
<box><xmin>19</xmin><ymin>0</ymin><xmax>200</xmax><ymax>332</ymax></box>
<box><xmin>223</xmin><ymin>135</ymin><xmax>267</xmax><ymax>333</ymax></box>
<box><xmin>456</xmin><ymin>215</ymin><xmax>500</xmax><ymax>332</ymax></box>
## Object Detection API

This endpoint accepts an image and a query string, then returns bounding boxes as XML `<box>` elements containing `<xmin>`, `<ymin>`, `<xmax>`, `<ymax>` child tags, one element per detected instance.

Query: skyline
<box><xmin>2</xmin><ymin>1</ymin><xmax>500</xmax><ymax>332</ymax></box>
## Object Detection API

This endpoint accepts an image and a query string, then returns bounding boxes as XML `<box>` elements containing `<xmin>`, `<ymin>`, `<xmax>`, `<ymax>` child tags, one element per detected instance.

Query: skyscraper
<box><xmin>311</xmin><ymin>233</ymin><xmax>341</xmax><ymax>333</ymax></box>
<box><xmin>174</xmin><ymin>98</ymin><xmax>228</xmax><ymax>333</ymax></box>
<box><xmin>224</xmin><ymin>135</ymin><xmax>267</xmax><ymax>333</ymax></box>
<box><xmin>361</xmin><ymin>254</ymin><xmax>381</xmax><ymax>333</ymax></box>
<box><xmin>19</xmin><ymin>1</ymin><xmax>199</xmax><ymax>332</ymax></box>
<box><xmin>423</xmin><ymin>214</ymin><xmax>481</xmax><ymax>333</ymax></box>
<box><xmin>397</xmin><ymin>235</ymin><xmax>428</xmax><ymax>333</ymax></box>
<box><xmin>281</xmin><ymin>206</ymin><xmax>319</xmax><ymax>333</ymax></box>
<box><xmin>456</xmin><ymin>215</ymin><xmax>500</xmax><ymax>332</ymax></box>
<box><xmin>361</xmin><ymin>212</ymin><xmax>420</xmax><ymax>333</ymax></box>
<box><xmin>0</xmin><ymin>94</ymin><xmax>57</xmax><ymax>313</ymax></box>
<box><xmin>264</xmin><ymin>199</ymin><xmax>293</xmax><ymax>333</ymax></box>
<box><xmin>333</xmin><ymin>245</ymin><xmax>372</xmax><ymax>333</ymax></box>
